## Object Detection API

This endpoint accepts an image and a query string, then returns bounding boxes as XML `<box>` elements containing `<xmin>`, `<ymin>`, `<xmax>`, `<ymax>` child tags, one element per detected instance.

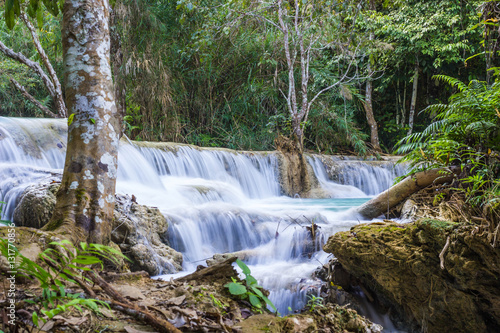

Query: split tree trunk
<box><xmin>355</xmin><ymin>167</ymin><xmax>458</xmax><ymax>220</ymax></box>
<box><xmin>44</xmin><ymin>0</ymin><xmax>119</xmax><ymax>244</ymax></box>
<box><xmin>407</xmin><ymin>61</ymin><xmax>419</xmax><ymax>136</ymax></box>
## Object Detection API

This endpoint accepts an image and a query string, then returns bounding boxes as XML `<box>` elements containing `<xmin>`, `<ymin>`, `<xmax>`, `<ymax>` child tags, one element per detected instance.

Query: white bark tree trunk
<box><xmin>407</xmin><ymin>61</ymin><xmax>419</xmax><ymax>136</ymax></box>
<box><xmin>44</xmin><ymin>0</ymin><xmax>119</xmax><ymax>244</ymax></box>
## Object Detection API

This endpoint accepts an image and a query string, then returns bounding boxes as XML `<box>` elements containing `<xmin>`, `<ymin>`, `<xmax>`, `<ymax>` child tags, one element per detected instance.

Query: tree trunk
<box><xmin>364</xmin><ymin>0</ymin><xmax>381</xmax><ymax>151</ymax></box>
<box><xmin>355</xmin><ymin>167</ymin><xmax>458</xmax><ymax>220</ymax></box>
<box><xmin>364</xmin><ymin>77</ymin><xmax>381</xmax><ymax>151</ymax></box>
<box><xmin>43</xmin><ymin>0</ymin><xmax>119</xmax><ymax>244</ymax></box>
<box><xmin>407</xmin><ymin>61</ymin><xmax>419</xmax><ymax>136</ymax></box>
<box><xmin>110</xmin><ymin>7</ymin><xmax>126</xmax><ymax>137</ymax></box>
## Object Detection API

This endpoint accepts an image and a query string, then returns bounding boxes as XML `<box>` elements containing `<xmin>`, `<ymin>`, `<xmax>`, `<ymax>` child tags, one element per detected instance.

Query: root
<box><xmin>86</xmin><ymin>271</ymin><xmax>181</xmax><ymax>333</ymax></box>
<box><xmin>439</xmin><ymin>236</ymin><xmax>451</xmax><ymax>270</ymax></box>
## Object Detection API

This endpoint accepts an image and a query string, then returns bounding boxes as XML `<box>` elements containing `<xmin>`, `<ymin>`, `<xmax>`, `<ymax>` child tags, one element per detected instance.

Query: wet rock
<box><xmin>324</xmin><ymin>219</ymin><xmax>500</xmax><ymax>333</ymax></box>
<box><xmin>13</xmin><ymin>181</ymin><xmax>59</xmax><ymax>229</ymax></box>
<box><xmin>110</xmin><ymin>194</ymin><xmax>183</xmax><ymax>275</ymax></box>
<box><xmin>400</xmin><ymin>198</ymin><xmax>418</xmax><ymax>221</ymax></box>
<box><xmin>12</xmin><ymin>181</ymin><xmax>182</xmax><ymax>275</ymax></box>
<box><xmin>283</xmin><ymin>316</ymin><xmax>316</xmax><ymax>332</ymax></box>
<box><xmin>206</xmin><ymin>249</ymin><xmax>258</xmax><ymax>266</ymax></box>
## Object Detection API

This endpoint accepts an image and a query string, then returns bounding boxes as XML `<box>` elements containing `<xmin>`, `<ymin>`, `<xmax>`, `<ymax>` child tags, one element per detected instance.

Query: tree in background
<box><xmin>360</xmin><ymin>0</ymin><xmax>381</xmax><ymax>151</ymax></box>
<box><xmin>4</xmin><ymin>0</ymin><xmax>119</xmax><ymax>244</ymax></box>
<box><xmin>371</xmin><ymin>0</ymin><xmax>482</xmax><ymax>136</ymax></box>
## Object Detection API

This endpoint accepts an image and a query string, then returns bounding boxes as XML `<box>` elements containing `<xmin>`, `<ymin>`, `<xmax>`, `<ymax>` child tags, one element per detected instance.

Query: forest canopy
<box><xmin>0</xmin><ymin>0</ymin><xmax>496</xmax><ymax>154</ymax></box>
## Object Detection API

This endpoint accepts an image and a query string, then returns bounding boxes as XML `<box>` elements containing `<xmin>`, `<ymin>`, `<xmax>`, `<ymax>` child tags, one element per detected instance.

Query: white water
<box><xmin>0</xmin><ymin>117</ymin><xmax>405</xmax><ymax>329</ymax></box>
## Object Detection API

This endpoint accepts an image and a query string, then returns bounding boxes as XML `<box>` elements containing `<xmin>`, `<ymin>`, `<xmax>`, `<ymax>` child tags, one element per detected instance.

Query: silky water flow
<box><xmin>0</xmin><ymin>117</ymin><xmax>406</xmax><ymax>330</ymax></box>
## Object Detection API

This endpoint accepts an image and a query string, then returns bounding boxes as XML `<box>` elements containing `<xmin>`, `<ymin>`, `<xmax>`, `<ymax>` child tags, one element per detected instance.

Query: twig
<box><xmin>439</xmin><ymin>236</ymin><xmax>451</xmax><ymax>270</ymax></box>
<box><xmin>87</xmin><ymin>271</ymin><xmax>181</xmax><ymax>333</ymax></box>
<box><xmin>108</xmin><ymin>300</ymin><xmax>181</xmax><ymax>333</ymax></box>
<box><xmin>493</xmin><ymin>222</ymin><xmax>500</xmax><ymax>248</ymax></box>
<box><xmin>10</xmin><ymin>78</ymin><xmax>58</xmax><ymax>118</ymax></box>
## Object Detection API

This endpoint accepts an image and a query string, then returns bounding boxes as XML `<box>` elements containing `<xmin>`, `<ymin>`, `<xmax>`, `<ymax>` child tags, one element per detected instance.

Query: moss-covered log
<box><xmin>355</xmin><ymin>167</ymin><xmax>457</xmax><ymax>220</ymax></box>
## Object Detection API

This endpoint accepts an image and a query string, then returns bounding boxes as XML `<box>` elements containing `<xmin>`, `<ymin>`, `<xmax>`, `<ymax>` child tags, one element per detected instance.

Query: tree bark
<box><xmin>43</xmin><ymin>0</ymin><xmax>120</xmax><ymax>244</ymax></box>
<box><xmin>110</xmin><ymin>7</ymin><xmax>126</xmax><ymax>137</ymax></box>
<box><xmin>407</xmin><ymin>61</ymin><xmax>419</xmax><ymax>135</ymax></box>
<box><xmin>355</xmin><ymin>167</ymin><xmax>458</xmax><ymax>220</ymax></box>
<box><xmin>364</xmin><ymin>0</ymin><xmax>381</xmax><ymax>152</ymax></box>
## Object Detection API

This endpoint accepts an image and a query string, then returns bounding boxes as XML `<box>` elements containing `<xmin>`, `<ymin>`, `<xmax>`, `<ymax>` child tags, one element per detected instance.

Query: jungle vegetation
<box><xmin>0</xmin><ymin>0</ymin><xmax>497</xmax><ymax>155</ymax></box>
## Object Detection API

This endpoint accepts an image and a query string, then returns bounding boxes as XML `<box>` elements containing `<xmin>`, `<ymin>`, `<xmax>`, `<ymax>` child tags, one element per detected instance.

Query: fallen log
<box><xmin>355</xmin><ymin>167</ymin><xmax>458</xmax><ymax>220</ymax></box>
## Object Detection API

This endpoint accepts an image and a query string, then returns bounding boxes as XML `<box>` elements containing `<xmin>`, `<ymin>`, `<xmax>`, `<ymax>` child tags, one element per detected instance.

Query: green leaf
<box><xmin>68</xmin><ymin>114</ymin><xmax>75</xmax><ymax>126</ymax></box>
<box><xmin>245</xmin><ymin>274</ymin><xmax>258</xmax><ymax>286</ymax></box>
<box><xmin>224</xmin><ymin>282</ymin><xmax>247</xmax><ymax>295</ymax></box>
<box><xmin>235</xmin><ymin>259</ymin><xmax>251</xmax><ymax>275</ymax></box>
<box><xmin>5</xmin><ymin>0</ymin><xmax>16</xmax><ymax>30</ymax></box>
<box><xmin>250</xmin><ymin>286</ymin><xmax>264</xmax><ymax>298</ymax></box>
<box><xmin>73</xmin><ymin>255</ymin><xmax>101</xmax><ymax>265</ymax></box>
<box><xmin>248</xmin><ymin>294</ymin><xmax>262</xmax><ymax>308</ymax></box>
<box><xmin>32</xmin><ymin>312</ymin><xmax>39</xmax><ymax>327</ymax></box>
<box><xmin>261</xmin><ymin>295</ymin><xmax>277</xmax><ymax>312</ymax></box>
<box><xmin>36</xmin><ymin>7</ymin><xmax>43</xmax><ymax>29</ymax></box>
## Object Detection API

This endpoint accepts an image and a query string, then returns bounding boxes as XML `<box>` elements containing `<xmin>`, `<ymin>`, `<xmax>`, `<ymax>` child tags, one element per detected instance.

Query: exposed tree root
<box><xmin>86</xmin><ymin>271</ymin><xmax>181</xmax><ymax>333</ymax></box>
<box><xmin>439</xmin><ymin>236</ymin><xmax>450</xmax><ymax>270</ymax></box>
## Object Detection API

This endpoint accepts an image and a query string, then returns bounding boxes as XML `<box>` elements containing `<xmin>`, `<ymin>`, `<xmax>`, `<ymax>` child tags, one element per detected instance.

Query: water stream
<box><xmin>0</xmin><ymin>117</ymin><xmax>406</xmax><ymax>330</ymax></box>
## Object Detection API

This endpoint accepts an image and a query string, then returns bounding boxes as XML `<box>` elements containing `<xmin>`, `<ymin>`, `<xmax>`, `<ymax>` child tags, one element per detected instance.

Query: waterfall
<box><xmin>308</xmin><ymin>154</ymin><xmax>407</xmax><ymax>196</ymax></box>
<box><xmin>0</xmin><ymin>116</ymin><xmax>404</xmax><ymax>317</ymax></box>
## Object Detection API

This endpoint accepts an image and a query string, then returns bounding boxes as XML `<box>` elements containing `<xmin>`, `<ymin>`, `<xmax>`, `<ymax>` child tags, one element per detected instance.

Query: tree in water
<box><xmin>4</xmin><ymin>0</ymin><xmax>119</xmax><ymax>244</ymax></box>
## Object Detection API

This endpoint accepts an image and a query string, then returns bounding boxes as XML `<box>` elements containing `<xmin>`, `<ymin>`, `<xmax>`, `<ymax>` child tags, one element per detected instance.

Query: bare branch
<box><xmin>0</xmin><ymin>39</ymin><xmax>56</xmax><ymax>95</ymax></box>
<box><xmin>278</xmin><ymin>0</ymin><xmax>297</xmax><ymax>117</ymax></box>
<box><xmin>10</xmin><ymin>78</ymin><xmax>59</xmax><ymax>118</ymax></box>
<box><xmin>20</xmin><ymin>13</ymin><xmax>67</xmax><ymax>117</ymax></box>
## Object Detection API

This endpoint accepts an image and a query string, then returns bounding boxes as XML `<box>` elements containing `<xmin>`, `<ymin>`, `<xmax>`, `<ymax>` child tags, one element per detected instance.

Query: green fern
<box><xmin>395</xmin><ymin>74</ymin><xmax>500</xmax><ymax>209</ymax></box>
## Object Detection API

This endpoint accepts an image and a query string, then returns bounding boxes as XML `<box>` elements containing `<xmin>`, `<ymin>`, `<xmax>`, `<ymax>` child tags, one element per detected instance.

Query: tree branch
<box><xmin>9</xmin><ymin>78</ymin><xmax>59</xmax><ymax>118</ymax></box>
<box><xmin>0</xmin><ymin>39</ymin><xmax>56</xmax><ymax>96</ymax></box>
<box><xmin>20</xmin><ymin>13</ymin><xmax>67</xmax><ymax>117</ymax></box>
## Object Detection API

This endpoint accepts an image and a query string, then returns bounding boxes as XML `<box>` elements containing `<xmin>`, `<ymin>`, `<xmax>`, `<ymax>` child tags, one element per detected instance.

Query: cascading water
<box><xmin>0</xmin><ymin>117</ymin><xmax>406</xmax><ymax>330</ymax></box>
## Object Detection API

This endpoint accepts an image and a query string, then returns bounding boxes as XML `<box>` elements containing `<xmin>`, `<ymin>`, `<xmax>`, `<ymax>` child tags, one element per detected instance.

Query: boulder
<box><xmin>12</xmin><ymin>180</ymin><xmax>182</xmax><ymax>275</ymax></box>
<box><xmin>324</xmin><ymin>219</ymin><xmax>500</xmax><ymax>333</ymax></box>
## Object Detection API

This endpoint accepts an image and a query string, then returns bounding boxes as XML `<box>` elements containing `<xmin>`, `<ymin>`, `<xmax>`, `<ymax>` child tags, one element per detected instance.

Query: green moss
<box><xmin>75</xmin><ymin>188</ymin><xmax>87</xmax><ymax>202</ymax></box>
<box><xmin>417</xmin><ymin>218</ymin><xmax>458</xmax><ymax>231</ymax></box>
<box><xmin>43</xmin><ymin>217</ymin><xmax>64</xmax><ymax>231</ymax></box>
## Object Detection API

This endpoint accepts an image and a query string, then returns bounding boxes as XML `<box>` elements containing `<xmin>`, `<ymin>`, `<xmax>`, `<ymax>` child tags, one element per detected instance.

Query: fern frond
<box><xmin>433</xmin><ymin>75</ymin><xmax>467</xmax><ymax>92</ymax></box>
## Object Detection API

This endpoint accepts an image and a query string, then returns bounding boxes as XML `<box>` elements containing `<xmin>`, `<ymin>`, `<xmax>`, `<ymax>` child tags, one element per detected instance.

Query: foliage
<box><xmin>0</xmin><ymin>239</ymin><xmax>127</xmax><ymax>327</ymax></box>
<box><xmin>0</xmin><ymin>0</ymin><xmax>496</xmax><ymax>155</ymax></box>
<box><xmin>364</xmin><ymin>0</ymin><xmax>485</xmax><ymax>148</ymax></box>
<box><xmin>396</xmin><ymin>74</ymin><xmax>500</xmax><ymax>209</ymax></box>
<box><xmin>305</xmin><ymin>294</ymin><xmax>324</xmax><ymax>312</ymax></box>
<box><xmin>0</xmin><ymin>7</ymin><xmax>62</xmax><ymax>117</ymax></box>
<box><xmin>224</xmin><ymin>259</ymin><xmax>277</xmax><ymax>313</ymax></box>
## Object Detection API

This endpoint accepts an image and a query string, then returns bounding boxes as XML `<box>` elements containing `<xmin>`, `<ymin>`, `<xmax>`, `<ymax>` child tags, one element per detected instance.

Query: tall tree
<box><xmin>4</xmin><ymin>0</ymin><xmax>119</xmax><ymax>244</ymax></box>
<box><xmin>45</xmin><ymin>0</ymin><xmax>119</xmax><ymax>244</ymax></box>
<box><xmin>363</xmin><ymin>0</ymin><xmax>381</xmax><ymax>151</ymax></box>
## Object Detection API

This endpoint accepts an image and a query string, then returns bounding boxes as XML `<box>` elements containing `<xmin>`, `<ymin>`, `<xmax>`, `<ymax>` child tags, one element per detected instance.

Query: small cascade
<box><xmin>135</xmin><ymin>144</ymin><xmax>281</xmax><ymax>198</ymax></box>
<box><xmin>0</xmin><ymin>116</ymin><xmax>402</xmax><ymax>324</ymax></box>
<box><xmin>308</xmin><ymin>154</ymin><xmax>407</xmax><ymax>196</ymax></box>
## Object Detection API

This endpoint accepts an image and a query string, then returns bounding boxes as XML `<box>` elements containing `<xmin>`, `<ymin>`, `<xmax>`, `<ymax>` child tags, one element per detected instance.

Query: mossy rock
<box><xmin>323</xmin><ymin>219</ymin><xmax>500</xmax><ymax>333</ymax></box>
